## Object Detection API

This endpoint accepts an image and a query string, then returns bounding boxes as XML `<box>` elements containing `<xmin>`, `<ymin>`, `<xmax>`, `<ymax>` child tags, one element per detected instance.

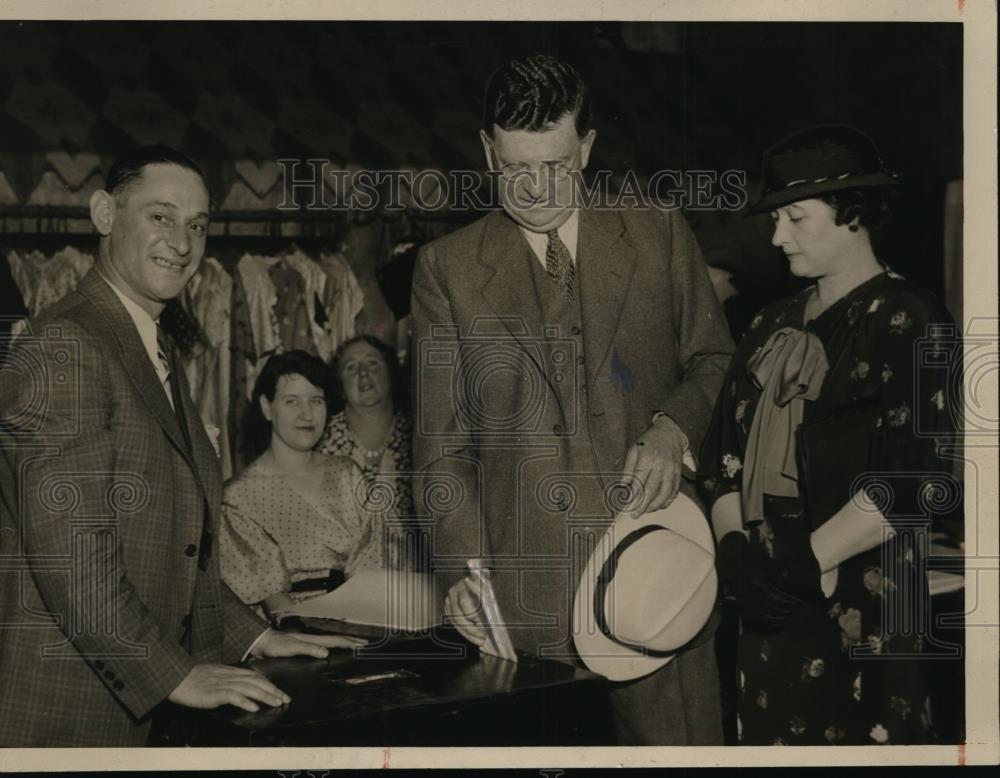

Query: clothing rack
<box><xmin>0</xmin><ymin>204</ymin><xmax>477</xmax><ymax>237</ymax></box>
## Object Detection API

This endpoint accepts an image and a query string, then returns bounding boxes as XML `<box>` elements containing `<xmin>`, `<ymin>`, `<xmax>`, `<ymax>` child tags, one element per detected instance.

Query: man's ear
<box><xmin>480</xmin><ymin>129</ymin><xmax>497</xmax><ymax>172</ymax></box>
<box><xmin>579</xmin><ymin>129</ymin><xmax>597</xmax><ymax>170</ymax></box>
<box><xmin>89</xmin><ymin>189</ymin><xmax>115</xmax><ymax>236</ymax></box>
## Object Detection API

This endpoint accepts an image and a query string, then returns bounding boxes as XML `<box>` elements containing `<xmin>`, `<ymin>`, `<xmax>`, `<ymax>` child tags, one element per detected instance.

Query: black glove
<box><xmin>716</xmin><ymin>530</ymin><xmax>822</xmax><ymax>632</ymax></box>
<box><xmin>765</xmin><ymin>510</ymin><xmax>825</xmax><ymax>602</ymax></box>
<box><xmin>715</xmin><ymin>531</ymin><xmax>750</xmax><ymax>602</ymax></box>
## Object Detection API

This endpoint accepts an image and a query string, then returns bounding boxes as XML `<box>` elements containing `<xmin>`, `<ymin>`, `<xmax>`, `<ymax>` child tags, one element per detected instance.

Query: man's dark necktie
<box><xmin>156</xmin><ymin>325</ymin><xmax>193</xmax><ymax>451</ymax></box>
<box><xmin>545</xmin><ymin>229</ymin><xmax>575</xmax><ymax>302</ymax></box>
<box><xmin>157</xmin><ymin>324</ymin><xmax>210</xmax><ymax>571</ymax></box>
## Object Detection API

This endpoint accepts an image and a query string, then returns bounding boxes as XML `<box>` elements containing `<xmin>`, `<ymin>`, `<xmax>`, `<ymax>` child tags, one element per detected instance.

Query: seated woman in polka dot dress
<box><xmin>220</xmin><ymin>350</ymin><xmax>388</xmax><ymax>624</ymax></box>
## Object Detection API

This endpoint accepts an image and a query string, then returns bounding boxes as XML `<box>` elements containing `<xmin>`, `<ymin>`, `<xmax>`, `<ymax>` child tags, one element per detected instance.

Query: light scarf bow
<box><xmin>741</xmin><ymin>327</ymin><xmax>829</xmax><ymax>523</ymax></box>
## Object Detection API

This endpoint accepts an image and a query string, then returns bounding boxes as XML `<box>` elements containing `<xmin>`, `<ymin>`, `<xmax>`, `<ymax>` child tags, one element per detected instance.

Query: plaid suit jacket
<box><xmin>0</xmin><ymin>269</ymin><xmax>267</xmax><ymax>746</ymax></box>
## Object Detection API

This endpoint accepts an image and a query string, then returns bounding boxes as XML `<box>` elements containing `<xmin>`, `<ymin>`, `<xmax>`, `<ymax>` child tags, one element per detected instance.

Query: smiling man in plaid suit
<box><xmin>0</xmin><ymin>146</ymin><xmax>359</xmax><ymax>747</ymax></box>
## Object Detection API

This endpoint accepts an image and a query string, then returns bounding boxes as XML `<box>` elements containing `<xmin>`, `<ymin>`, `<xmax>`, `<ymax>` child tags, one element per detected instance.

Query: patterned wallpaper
<box><xmin>0</xmin><ymin>21</ymin><xmax>962</xmax><ymax>293</ymax></box>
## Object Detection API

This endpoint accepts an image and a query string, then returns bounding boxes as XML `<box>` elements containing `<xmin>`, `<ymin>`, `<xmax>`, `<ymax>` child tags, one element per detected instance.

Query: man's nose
<box><xmin>523</xmin><ymin>169</ymin><xmax>548</xmax><ymax>198</ymax></box>
<box><xmin>167</xmin><ymin>225</ymin><xmax>191</xmax><ymax>256</ymax></box>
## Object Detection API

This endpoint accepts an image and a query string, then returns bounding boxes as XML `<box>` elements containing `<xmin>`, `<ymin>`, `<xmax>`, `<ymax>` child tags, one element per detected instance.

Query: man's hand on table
<box><xmin>168</xmin><ymin>663</ymin><xmax>292</xmax><ymax>714</ymax></box>
<box><xmin>169</xmin><ymin>632</ymin><xmax>366</xmax><ymax>713</ymax></box>
<box><xmin>250</xmin><ymin>629</ymin><xmax>367</xmax><ymax>659</ymax></box>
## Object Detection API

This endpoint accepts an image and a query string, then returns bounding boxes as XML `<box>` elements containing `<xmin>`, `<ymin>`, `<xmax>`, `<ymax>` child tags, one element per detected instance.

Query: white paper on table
<box><xmin>285</xmin><ymin>569</ymin><xmax>443</xmax><ymax>631</ymax></box>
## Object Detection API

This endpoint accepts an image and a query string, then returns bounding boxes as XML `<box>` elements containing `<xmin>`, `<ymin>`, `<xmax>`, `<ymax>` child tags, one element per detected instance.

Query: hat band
<box><xmin>764</xmin><ymin>143</ymin><xmax>898</xmax><ymax>197</ymax></box>
<box><xmin>763</xmin><ymin>167</ymin><xmax>898</xmax><ymax>196</ymax></box>
<box><xmin>592</xmin><ymin>524</ymin><xmax>676</xmax><ymax>659</ymax></box>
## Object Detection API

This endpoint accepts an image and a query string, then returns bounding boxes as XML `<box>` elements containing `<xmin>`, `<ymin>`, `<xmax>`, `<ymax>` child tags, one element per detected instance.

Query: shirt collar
<box><xmin>519</xmin><ymin>208</ymin><xmax>579</xmax><ymax>266</ymax></box>
<box><xmin>101</xmin><ymin>274</ymin><xmax>162</xmax><ymax>371</ymax></box>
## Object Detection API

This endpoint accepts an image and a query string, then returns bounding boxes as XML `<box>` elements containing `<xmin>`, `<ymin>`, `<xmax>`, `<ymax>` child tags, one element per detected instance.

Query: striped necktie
<box><xmin>156</xmin><ymin>325</ymin><xmax>191</xmax><ymax>441</ymax></box>
<box><xmin>545</xmin><ymin>229</ymin><xmax>575</xmax><ymax>302</ymax></box>
<box><xmin>155</xmin><ymin>324</ymin><xmax>174</xmax><ymax>409</ymax></box>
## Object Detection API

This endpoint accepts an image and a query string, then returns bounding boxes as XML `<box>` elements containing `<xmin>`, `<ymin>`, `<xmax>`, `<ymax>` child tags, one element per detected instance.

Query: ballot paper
<box><xmin>286</xmin><ymin>569</ymin><xmax>443</xmax><ymax>632</ymax></box>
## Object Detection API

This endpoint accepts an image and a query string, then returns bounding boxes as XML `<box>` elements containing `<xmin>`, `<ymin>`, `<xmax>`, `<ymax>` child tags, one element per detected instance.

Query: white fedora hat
<box><xmin>573</xmin><ymin>492</ymin><xmax>717</xmax><ymax>682</ymax></box>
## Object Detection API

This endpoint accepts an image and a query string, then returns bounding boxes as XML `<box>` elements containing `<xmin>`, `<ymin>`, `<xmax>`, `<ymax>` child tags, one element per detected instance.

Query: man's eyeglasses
<box><xmin>487</xmin><ymin>142</ymin><xmax>582</xmax><ymax>182</ymax></box>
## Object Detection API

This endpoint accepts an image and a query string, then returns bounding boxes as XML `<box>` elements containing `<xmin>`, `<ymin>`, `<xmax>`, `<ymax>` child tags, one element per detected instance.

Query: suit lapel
<box><xmin>478</xmin><ymin>213</ymin><xmax>565</xmax><ymax>406</ymax></box>
<box><xmin>169</xmin><ymin>345</ymin><xmax>222</xmax><ymax>521</ymax></box>
<box><xmin>577</xmin><ymin>208</ymin><xmax>637</xmax><ymax>386</ymax></box>
<box><xmin>479</xmin><ymin>212</ymin><xmax>548</xmax><ymax>340</ymax></box>
<box><xmin>78</xmin><ymin>271</ymin><xmax>217</xmax><ymax>508</ymax></box>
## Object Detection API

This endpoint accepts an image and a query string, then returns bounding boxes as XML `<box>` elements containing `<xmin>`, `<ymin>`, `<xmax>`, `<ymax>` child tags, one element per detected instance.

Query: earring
<box><xmin>848</xmin><ymin>224</ymin><xmax>859</xmax><ymax>232</ymax></box>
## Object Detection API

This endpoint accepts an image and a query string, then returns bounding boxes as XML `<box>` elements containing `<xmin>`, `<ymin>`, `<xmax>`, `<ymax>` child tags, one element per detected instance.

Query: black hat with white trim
<box><xmin>746</xmin><ymin>124</ymin><xmax>900</xmax><ymax>216</ymax></box>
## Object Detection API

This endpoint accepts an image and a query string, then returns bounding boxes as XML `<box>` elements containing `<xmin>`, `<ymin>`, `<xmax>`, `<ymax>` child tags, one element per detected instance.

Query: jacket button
<box><xmin>552</xmin><ymin>424</ymin><xmax>562</xmax><ymax>435</ymax></box>
<box><xmin>113</xmin><ymin>681</ymin><xmax>124</xmax><ymax>691</ymax></box>
<box><xmin>571</xmin><ymin>325</ymin><xmax>581</xmax><ymax>336</ymax></box>
<box><xmin>184</xmin><ymin>544</ymin><xmax>198</xmax><ymax>557</ymax></box>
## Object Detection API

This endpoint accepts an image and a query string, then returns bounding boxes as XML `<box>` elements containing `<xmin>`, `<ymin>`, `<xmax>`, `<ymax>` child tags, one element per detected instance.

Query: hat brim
<box><xmin>572</xmin><ymin>493</ymin><xmax>717</xmax><ymax>682</ymax></box>
<box><xmin>745</xmin><ymin>171</ymin><xmax>900</xmax><ymax>216</ymax></box>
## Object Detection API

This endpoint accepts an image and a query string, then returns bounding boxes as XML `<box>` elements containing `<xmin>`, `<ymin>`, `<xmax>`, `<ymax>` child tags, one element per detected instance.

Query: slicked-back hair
<box><xmin>105</xmin><ymin>144</ymin><xmax>211</xmax><ymax>206</ymax></box>
<box><xmin>483</xmin><ymin>54</ymin><xmax>591</xmax><ymax>138</ymax></box>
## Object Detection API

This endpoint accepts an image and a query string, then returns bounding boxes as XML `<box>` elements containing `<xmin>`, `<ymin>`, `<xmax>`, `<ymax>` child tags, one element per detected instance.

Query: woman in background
<box><xmin>318</xmin><ymin>335</ymin><xmax>416</xmax><ymax>566</ymax></box>
<box><xmin>699</xmin><ymin>126</ymin><xmax>958</xmax><ymax>745</ymax></box>
<box><xmin>220</xmin><ymin>350</ymin><xmax>386</xmax><ymax>624</ymax></box>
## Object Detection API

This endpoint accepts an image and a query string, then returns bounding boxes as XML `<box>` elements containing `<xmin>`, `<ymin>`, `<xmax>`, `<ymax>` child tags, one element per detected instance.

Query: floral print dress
<box><xmin>317</xmin><ymin>410</ymin><xmax>417</xmax><ymax>569</ymax></box>
<box><xmin>316</xmin><ymin>409</ymin><xmax>414</xmax><ymax>518</ymax></box>
<box><xmin>699</xmin><ymin>271</ymin><xmax>959</xmax><ymax>745</ymax></box>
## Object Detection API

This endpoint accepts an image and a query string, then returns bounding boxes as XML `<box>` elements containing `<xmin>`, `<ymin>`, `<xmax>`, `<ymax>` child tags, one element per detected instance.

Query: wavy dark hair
<box><xmin>330</xmin><ymin>334</ymin><xmax>403</xmax><ymax>411</ymax></box>
<box><xmin>818</xmin><ymin>187</ymin><xmax>897</xmax><ymax>232</ymax></box>
<box><xmin>483</xmin><ymin>53</ymin><xmax>592</xmax><ymax>137</ymax></box>
<box><xmin>246</xmin><ymin>350</ymin><xmax>333</xmax><ymax>460</ymax></box>
<box><xmin>818</xmin><ymin>186</ymin><xmax>898</xmax><ymax>255</ymax></box>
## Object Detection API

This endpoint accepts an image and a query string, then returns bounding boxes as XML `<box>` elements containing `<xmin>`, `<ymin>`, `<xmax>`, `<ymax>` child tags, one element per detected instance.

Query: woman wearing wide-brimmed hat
<box><xmin>698</xmin><ymin>126</ymin><xmax>959</xmax><ymax>745</ymax></box>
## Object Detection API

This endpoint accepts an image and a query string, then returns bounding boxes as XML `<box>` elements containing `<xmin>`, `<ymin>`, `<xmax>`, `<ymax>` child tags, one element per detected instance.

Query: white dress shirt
<box><xmin>103</xmin><ymin>277</ymin><xmax>174</xmax><ymax>407</ymax></box>
<box><xmin>519</xmin><ymin>208</ymin><xmax>579</xmax><ymax>267</ymax></box>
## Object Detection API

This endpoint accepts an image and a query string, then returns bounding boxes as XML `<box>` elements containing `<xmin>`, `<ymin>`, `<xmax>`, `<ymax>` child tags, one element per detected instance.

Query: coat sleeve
<box><xmin>220</xmin><ymin>581</ymin><xmax>270</xmax><ymax>664</ymax></box>
<box><xmin>697</xmin><ymin>352</ymin><xmax>746</xmax><ymax>511</ymax></box>
<box><xmin>410</xmin><ymin>243</ymin><xmax>489</xmax><ymax>595</ymax></box>
<box><xmin>0</xmin><ymin>321</ymin><xmax>194</xmax><ymax>721</ymax></box>
<box><xmin>866</xmin><ymin>288</ymin><xmax>961</xmax><ymax>534</ymax></box>
<box><xmin>656</xmin><ymin>209</ymin><xmax>735</xmax><ymax>455</ymax></box>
